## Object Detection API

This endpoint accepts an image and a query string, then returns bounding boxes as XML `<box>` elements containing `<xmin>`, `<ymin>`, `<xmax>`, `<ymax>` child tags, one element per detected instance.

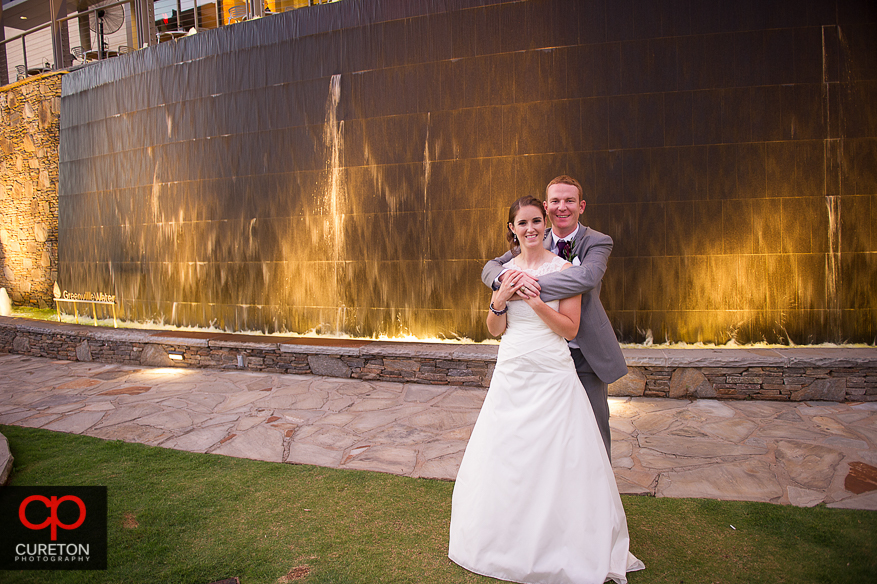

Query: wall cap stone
<box><xmin>1</xmin><ymin>316</ymin><xmax>875</xmax><ymax>369</ymax></box>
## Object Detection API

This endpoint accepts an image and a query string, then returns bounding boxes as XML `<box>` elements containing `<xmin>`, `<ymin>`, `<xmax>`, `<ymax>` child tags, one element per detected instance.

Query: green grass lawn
<box><xmin>1</xmin><ymin>424</ymin><xmax>875</xmax><ymax>584</ymax></box>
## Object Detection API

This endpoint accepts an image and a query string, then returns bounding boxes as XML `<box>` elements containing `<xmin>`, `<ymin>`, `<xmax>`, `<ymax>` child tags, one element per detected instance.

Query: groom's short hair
<box><xmin>546</xmin><ymin>175</ymin><xmax>584</xmax><ymax>202</ymax></box>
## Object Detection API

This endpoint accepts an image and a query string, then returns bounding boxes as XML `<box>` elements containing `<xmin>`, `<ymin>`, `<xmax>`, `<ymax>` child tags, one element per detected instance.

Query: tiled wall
<box><xmin>58</xmin><ymin>0</ymin><xmax>876</xmax><ymax>343</ymax></box>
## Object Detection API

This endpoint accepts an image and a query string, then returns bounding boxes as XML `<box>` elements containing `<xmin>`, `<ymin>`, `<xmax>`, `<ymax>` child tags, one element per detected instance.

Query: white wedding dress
<box><xmin>449</xmin><ymin>256</ymin><xmax>644</xmax><ymax>584</ymax></box>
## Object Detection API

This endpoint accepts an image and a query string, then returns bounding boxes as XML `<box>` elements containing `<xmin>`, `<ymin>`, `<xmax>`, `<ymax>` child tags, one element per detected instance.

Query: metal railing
<box><xmin>1</xmin><ymin>0</ymin><xmax>342</xmax><ymax>87</ymax></box>
<box><xmin>1</xmin><ymin>0</ymin><xmax>140</xmax><ymax>85</ymax></box>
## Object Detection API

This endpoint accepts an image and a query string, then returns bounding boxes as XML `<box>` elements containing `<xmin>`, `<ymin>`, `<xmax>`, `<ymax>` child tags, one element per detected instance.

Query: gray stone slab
<box><xmin>213</xmin><ymin>425</ymin><xmax>284</xmax><ymax>462</ymax></box>
<box><xmin>826</xmin><ymin>491</ymin><xmax>877</xmax><ymax>511</ymax></box>
<box><xmin>0</xmin><ymin>432</ymin><xmax>13</xmax><ymax>486</ymax></box>
<box><xmin>346</xmin><ymin>398</ymin><xmax>400</xmax><ymax>413</ymax></box>
<box><xmin>44</xmin><ymin>411</ymin><xmax>105</xmax><ymax>434</ymax></box>
<box><xmin>87</xmin><ymin>422</ymin><xmax>171</xmax><ymax>445</ymax></box>
<box><xmin>161</xmin><ymin>425</ymin><xmax>234</xmax><ymax>453</ymax></box>
<box><xmin>279</xmin><ymin>343</ymin><xmax>361</xmax><ymax>356</ymax></box>
<box><xmin>407</xmin><ymin>409</ymin><xmax>479</xmax><ymax>433</ymax></box>
<box><xmin>344</xmin><ymin>406</ymin><xmax>425</xmax><ymax>434</ymax></box>
<box><xmin>449</xmin><ymin>345</ymin><xmax>499</xmax><ymax>361</ymax></box>
<box><xmin>208</xmin><ymin>339</ymin><xmax>277</xmax><ymax>350</ymax></box>
<box><xmin>615</xmin><ymin>474</ymin><xmax>654</xmax><ymax>496</ymax></box>
<box><xmin>657</xmin><ymin>460</ymin><xmax>783</xmax><ymax>502</ymax></box>
<box><xmin>787</xmin><ymin>486</ymin><xmax>825</xmax><ymax>507</ymax></box>
<box><xmin>637</xmin><ymin>435</ymin><xmax>768</xmax><ymax>458</ymax></box>
<box><xmin>0</xmin><ymin>411</ymin><xmax>38</xmax><ymax>424</ymax></box>
<box><xmin>298</xmin><ymin>426</ymin><xmax>361</xmax><ymax>451</ymax></box>
<box><xmin>369</xmin><ymin>425</ymin><xmax>437</xmax><ymax>446</ymax></box>
<box><xmin>781</xmin><ymin>348</ymin><xmax>877</xmax><ymax>367</ymax></box>
<box><xmin>438</xmin><ymin>389</ymin><xmax>487</xmax><ymax>409</ymax></box>
<box><xmin>701</xmin><ymin>419</ymin><xmax>758</xmax><ymax>443</ymax></box>
<box><xmin>621</xmin><ymin>349</ymin><xmax>668</xmax><ymax>366</ymax></box>
<box><xmin>774</xmin><ymin>441</ymin><xmax>844</xmax><ymax>490</ymax></box>
<box><xmin>215</xmin><ymin>391</ymin><xmax>268</xmax><ymax>413</ymax></box>
<box><xmin>662</xmin><ymin>349</ymin><xmax>786</xmax><ymax>367</ymax></box>
<box><xmin>287</xmin><ymin>442</ymin><xmax>343</xmax><ymax>468</ymax></box>
<box><xmin>366</xmin><ymin>343</ymin><xmax>456</xmax><ymax>359</ymax></box>
<box><xmin>417</xmin><ymin>453</ymin><xmax>463</xmax><ymax>480</ymax></box>
<box><xmin>134</xmin><ymin>409</ymin><xmax>197</xmax><ymax>432</ymax></box>
<box><xmin>93</xmin><ymin>403</ymin><xmax>165</xmax><ymax>429</ymax></box>
<box><xmin>343</xmin><ymin>444</ymin><xmax>417</xmax><ymax>475</ymax></box>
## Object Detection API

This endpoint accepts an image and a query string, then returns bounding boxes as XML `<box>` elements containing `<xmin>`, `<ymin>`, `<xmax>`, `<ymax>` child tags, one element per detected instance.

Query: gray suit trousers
<box><xmin>571</xmin><ymin>347</ymin><xmax>611</xmax><ymax>462</ymax></box>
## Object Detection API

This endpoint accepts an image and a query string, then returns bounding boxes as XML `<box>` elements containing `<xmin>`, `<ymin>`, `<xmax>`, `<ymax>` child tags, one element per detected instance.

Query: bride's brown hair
<box><xmin>506</xmin><ymin>196</ymin><xmax>546</xmax><ymax>250</ymax></box>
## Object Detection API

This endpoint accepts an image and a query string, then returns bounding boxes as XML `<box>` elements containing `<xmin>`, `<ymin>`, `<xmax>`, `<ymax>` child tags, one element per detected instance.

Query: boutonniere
<box><xmin>560</xmin><ymin>240</ymin><xmax>579</xmax><ymax>263</ymax></box>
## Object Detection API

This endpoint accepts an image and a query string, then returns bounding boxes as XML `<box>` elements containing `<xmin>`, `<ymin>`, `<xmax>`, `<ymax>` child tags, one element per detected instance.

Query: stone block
<box><xmin>791</xmin><ymin>378</ymin><xmax>847</xmax><ymax>402</ymax></box>
<box><xmin>308</xmin><ymin>355</ymin><xmax>351</xmax><ymax>378</ymax></box>
<box><xmin>140</xmin><ymin>343</ymin><xmax>174</xmax><ymax>367</ymax></box>
<box><xmin>610</xmin><ymin>368</ymin><xmax>646</xmax><ymax>397</ymax></box>
<box><xmin>75</xmin><ymin>339</ymin><xmax>92</xmax><ymax>362</ymax></box>
<box><xmin>0</xmin><ymin>433</ymin><xmax>13</xmax><ymax>486</ymax></box>
<box><xmin>670</xmin><ymin>368</ymin><xmax>715</xmax><ymax>398</ymax></box>
<box><xmin>12</xmin><ymin>335</ymin><xmax>30</xmax><ymax>353</ymax></box>
<box><xmin>23</xmin><ymin>134</ymin><xmax>35</xmax><ymax>152</ymax></box>
<box><xmin>383</xmin><ymin>359</ymin><xmax>420</xmax><ymax>371</ymax></box>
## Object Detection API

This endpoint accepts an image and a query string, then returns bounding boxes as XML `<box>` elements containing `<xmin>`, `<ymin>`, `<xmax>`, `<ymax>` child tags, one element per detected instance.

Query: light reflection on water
<box><xmin>11</xmin><ymin>308</ymin><xmax>871</xmax><ymax>348</ymax></box>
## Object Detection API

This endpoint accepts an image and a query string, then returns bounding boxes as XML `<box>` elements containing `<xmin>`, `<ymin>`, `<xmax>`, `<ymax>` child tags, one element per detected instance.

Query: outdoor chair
<box><xmin>228</xmin><ymin>5</ymin><xmax>247</xmax><ymax>24</ymax></box>
<box><xmin>15</xmin><ymin>65</ymin><xmax>27</xmax><ymax>81</ymax></box>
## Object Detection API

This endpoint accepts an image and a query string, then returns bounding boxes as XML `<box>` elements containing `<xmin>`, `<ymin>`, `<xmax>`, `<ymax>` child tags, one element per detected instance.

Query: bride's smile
<box><xmin>509</xmin><ymin>206</ymin><xmax>546</xmax><ymax>250</ymax></box>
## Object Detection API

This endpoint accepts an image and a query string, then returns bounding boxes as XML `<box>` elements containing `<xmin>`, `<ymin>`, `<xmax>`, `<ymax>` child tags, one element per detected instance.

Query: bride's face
<box><xmin>509</xmin><ymin>204</ymin><xmax>546</xmax><ymax>249</ymax></box>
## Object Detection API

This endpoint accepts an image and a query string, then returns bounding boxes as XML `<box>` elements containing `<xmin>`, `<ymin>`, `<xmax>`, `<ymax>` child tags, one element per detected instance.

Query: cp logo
<box><xmin>19</xmin><ymin>495</ymin><xmax>87</xmax><ymax>541</ymax></box>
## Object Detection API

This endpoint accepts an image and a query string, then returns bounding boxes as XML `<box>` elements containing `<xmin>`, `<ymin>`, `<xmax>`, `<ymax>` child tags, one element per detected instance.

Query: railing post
<box><xmin>20</xmin><ymin>36</ymin><xmax>27</xmax><ymax>73</ymax></box>
<box><xmin>50</xmin><ymin>0</ymin><xmax>71</xmax><ymax>69</ymax></box>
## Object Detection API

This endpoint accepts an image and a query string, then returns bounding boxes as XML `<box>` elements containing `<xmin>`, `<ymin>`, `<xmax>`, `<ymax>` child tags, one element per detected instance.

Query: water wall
<box><xmin>58</xmin><ymin>0</ymin><xmax>877</xmax><ymax>344</ymax></box>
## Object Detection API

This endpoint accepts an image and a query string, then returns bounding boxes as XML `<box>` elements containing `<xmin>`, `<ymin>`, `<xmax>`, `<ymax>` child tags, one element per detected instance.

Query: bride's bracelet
<box><xmin>489</xmin><ymin>302</ymin><xmax>508</xmax><ymax>316</ymax></box>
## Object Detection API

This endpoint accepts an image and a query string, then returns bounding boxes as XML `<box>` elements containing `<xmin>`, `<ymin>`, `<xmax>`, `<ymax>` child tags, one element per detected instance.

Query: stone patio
<box><xmin>1</xmin><ymin>353</ymin><xmax>876</xmax><ymax>509</ymax></box>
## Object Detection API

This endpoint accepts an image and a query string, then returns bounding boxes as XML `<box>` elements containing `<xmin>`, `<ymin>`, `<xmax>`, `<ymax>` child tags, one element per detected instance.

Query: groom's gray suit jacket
<box><xmin>481</xmin><ymin>223</ymin><xmax>628</xmax><ymax>385</ymax></box>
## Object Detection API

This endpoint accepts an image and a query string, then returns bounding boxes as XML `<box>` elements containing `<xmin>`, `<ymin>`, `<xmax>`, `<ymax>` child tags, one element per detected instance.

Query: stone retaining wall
<box><xmin>0</xmin><ymin>73</ymin><xmax>63</xmax><ymax>308</ymax></box>
<box><xmin>1</xmin><ymin>317</ymin><xmax>875</xmax><ymax>402</ymax></box>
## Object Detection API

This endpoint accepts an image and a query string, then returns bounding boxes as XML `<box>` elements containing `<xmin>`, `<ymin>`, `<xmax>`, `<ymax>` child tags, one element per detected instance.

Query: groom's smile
<box><xmin>544</xmin><ymin>183</ymin><xmax>586</xmax><ymax>238</ymax></box>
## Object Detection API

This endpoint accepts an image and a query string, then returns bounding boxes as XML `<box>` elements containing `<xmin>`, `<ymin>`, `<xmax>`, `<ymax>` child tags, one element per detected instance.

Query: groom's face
<box><xmin>544</xmin><ymin>183</ymin><xmax>586</xmax><ymax>238</ymax></box>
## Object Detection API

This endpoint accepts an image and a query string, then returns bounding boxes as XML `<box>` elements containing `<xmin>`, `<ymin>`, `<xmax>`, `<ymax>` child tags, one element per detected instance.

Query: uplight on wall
<box><xmin>168</xmin><ymin>351</ymin><xmax>184</xmax><ymax>361</ymax></box>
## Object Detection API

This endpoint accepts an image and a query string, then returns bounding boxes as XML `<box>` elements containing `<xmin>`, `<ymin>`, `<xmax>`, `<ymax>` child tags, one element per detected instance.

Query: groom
<box><xmin>481</xmin><ymin>175</ymin><xmax>627</xmax><ymax>460</ymax></box>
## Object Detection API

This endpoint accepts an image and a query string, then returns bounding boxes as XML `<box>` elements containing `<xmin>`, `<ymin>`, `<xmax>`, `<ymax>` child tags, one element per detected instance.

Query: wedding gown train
<box><xmin>449</xmin><ymin>256</ymin><xmax>644</xmax><ymax>584</ymax></box>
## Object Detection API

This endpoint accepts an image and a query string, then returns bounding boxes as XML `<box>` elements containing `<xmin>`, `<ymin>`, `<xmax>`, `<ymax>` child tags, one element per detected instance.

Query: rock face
<box><xmin>0</xmin><ymin>432</ymin><xmax>13</xmax><ymax>486</ymax></box>
<box><xmin>75</xmin><ymin>339</ymin><xmax>93</xmax><ymax>362</ymax></box>
<box><xmin>140</xmin><ymin>344</ymin><xmax>174</xmax><ymax>367</ymax></box>
<box><xmin>792</xmin><ymin>378</ymin><xmax>847</xmax><ymax>402</ymax></box>
<box><xmin>609</xmin><ymin>368</ymin><xmax>646</xmax><ymax>397</ymax></box>
<box><xmin>0</xmin><ymin>75</ymin><xmax>62</xmax><ymax>308</ymax></box>
<box><xmin>308</xmin><ymin>355</ymin><xmax>351</xmax><ymax>378</ymax></box>
<box><xmin>12</xmin><ymin>335</ymin><xmax>29</xmax><ymax>353</ymax></box>
<box><xmin>670</xmin><ymin>368</ymin><xmax>715</xmax><ymax>398</ymax></box>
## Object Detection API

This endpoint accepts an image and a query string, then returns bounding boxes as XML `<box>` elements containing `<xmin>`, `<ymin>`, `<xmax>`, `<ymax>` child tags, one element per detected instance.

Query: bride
<box><xmin>448</xmin><ymin>196</ymin><xmax>644</xmax><ymax>584</ymax></box>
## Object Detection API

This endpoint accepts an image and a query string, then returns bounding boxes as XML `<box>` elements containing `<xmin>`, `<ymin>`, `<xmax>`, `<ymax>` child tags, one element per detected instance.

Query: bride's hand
<box><xmin>495</xmin><ymin>269</ymin><xmax>527</xmax><ymax>305</ymax></box>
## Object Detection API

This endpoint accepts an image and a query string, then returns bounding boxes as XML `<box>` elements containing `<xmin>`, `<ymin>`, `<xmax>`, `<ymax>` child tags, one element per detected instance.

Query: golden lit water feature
<box><xmin>39</xmin><ymin>2</ymin><xmax>874</xmax><ymax>345</ymax></box>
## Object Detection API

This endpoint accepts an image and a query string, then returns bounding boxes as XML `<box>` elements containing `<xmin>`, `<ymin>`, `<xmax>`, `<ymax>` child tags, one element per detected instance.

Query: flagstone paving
<box><xmin>1</xmin><ymin>353</ymin><xmax>876</xmax><ymax>510</ymax></box>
